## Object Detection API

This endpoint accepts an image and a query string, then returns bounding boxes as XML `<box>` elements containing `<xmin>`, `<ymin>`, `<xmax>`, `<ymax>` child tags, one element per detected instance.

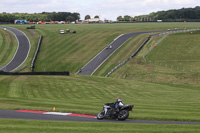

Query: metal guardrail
<box><xmin>153</xmin><ymin>28</ymin><xmax>200</xmax><ymax>36</ymax></box>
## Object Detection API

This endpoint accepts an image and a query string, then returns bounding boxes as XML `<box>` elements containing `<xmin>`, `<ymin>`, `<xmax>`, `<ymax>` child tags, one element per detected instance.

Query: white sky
<box><xmin>0</xmin><ymin>0</ymin><xmax>199</xmax><ymax>20</ymax></box>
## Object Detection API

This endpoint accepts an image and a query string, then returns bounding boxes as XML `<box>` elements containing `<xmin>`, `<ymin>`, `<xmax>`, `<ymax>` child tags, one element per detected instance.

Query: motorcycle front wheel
<box><xmin>117</xmin><ymin>110</ymin><xmax>129</xmax><ymax>121</ymax></box>
<box><xmin>97</xmin><ymin>110</ymin><xmax>105</xmax><ymax>120</ymax></box>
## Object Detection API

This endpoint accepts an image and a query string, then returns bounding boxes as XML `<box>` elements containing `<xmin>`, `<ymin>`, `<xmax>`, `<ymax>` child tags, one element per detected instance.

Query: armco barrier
<box><xmin>31</xmin><ymin>35</ymin><xmax>43</xmax><ymax>72</ymax></box>
<box><xmin>0</xmin><ymin>71</ymin><xmax>70</xmax><ymax>76</ymax></box>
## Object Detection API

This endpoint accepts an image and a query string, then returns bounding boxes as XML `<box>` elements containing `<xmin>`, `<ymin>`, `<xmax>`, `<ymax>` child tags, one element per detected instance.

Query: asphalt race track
<box><xmin>77</xmin><ymin>31</ymin><xmax>160</xmax><ymax>75</ymax></box>
<box><xmin>0</xmin><ymin>27</ymin><xmax>30</xmax><ymax>72</ymax></box>
<box><xmin>0</xmin><ymin>110</ymin><xmax>200</xmax><ymax>125</ymax></box>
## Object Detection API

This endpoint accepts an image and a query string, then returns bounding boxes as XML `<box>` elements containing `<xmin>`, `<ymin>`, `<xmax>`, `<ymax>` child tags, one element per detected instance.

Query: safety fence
<box><xmin>31</xmin><ymin>35</ymin><xmax>43</xmax><ymax>72</ymax></box>
<box><xmin>153</xmin><ymin>28</ymin><xmax>200</xmax><ymax>36</ymax></box>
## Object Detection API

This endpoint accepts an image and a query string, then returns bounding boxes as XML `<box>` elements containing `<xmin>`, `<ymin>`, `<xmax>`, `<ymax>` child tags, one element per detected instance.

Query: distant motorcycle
<box><xmin>97</xmin><ymin>104</ymin><xmax>134</xmax><ymax>121</ymax></box>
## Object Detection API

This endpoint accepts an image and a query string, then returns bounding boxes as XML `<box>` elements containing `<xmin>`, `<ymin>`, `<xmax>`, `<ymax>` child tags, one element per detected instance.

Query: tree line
<box><xmin>117</xmin><ymin>6</ymin><xmax>200</xmax><ymax>22</ymax></box>
<box><xmin>0</xmin><ymin>12</ymin><xmax>80</xmax><ymax>23</ymax></box>
<box><xmin>84</xmin><ymin>15</ymin><xmax>100</xmax><ymax>20</ymax></box>
<box><xmin>117</xmin><ymin>15</ymin><xmax>132</xmax><ymax>21</ymax></box>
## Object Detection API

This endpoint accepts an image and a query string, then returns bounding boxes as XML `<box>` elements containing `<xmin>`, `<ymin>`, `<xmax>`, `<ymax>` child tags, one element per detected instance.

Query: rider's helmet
<box><xmin>116</xmin><ymin>97</ymin><xmax>122</xmax><ymax>102</ymax></box>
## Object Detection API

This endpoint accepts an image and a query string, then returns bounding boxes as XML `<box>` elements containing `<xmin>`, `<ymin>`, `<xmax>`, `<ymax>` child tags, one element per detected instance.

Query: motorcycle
<box><xmin>97</xmin><ymin>104</ymin><xmax>134</xmax><ymax>121</ymax></box>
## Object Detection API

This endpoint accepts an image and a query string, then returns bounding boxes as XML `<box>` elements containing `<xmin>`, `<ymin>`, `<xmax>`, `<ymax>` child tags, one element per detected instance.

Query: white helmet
<box><xmin>116</xmin><ymin>97</ymin><xmax>122</xmax><ymax>102</ymax></box>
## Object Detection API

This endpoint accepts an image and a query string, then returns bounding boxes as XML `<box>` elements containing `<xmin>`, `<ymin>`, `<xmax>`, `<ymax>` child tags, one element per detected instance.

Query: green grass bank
<box><xmin>0</xmin><ymin>75</ymin><xmax>200</xmax><ymax>122</ymax></box>
<box><xmin>2</xmin><ymin>23</ymin><xmax>200</xmax><ymax>73</ymax></box>
<box><xmin>0</xmin><ymin>119</ymin><xmax>200</xmax><ymax>133</ymax></box>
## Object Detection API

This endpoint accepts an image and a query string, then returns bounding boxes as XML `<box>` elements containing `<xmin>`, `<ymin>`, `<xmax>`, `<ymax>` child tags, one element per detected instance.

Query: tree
<box><xmin>117</xmin><ymin>16</ymin><xmax>123</xmax><ymax>21</ymax></box>
<box><xmin>124</xmin><ymin>15</ymin><xmax>131</xmax><ymax>21</ymax></box>
<box><xmin>85</xmin><ymin>15</ymin><xmax>91</xmax><ymax>20</ymax></box>
<box><xmin>0</xmin><ymin>12</ymin><xmax>81</xmax><ymax>23</ymax></box>
<box><xmin>94</xmin><ymin>15</ymin><xmax>99</xmax><ymax>18</ymax></box>
<box><xmin>134</xmin><ymin>6</ymin><xmax>200</xmax><ymax>22</ymax></box>
<box><xmin>66</xmin><ymin>16</ymin><xmax>75</xmax><ymax>22</ymax></box>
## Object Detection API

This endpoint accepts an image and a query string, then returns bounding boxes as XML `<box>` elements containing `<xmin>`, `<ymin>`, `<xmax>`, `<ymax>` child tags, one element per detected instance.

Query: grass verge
<box><xmin>111</xmin><ymin>30</ymin><xmax>200</xmax><ymax>87</ymax></box>
<box><xmin>0</xmin><ymin>119</ymin><xmax>200</xmax><ymax>133</ymax></box>
<box><xmin>0</xmin><ymin>75</ymin><xmax>200</xmax><ymax>122</ymax></box>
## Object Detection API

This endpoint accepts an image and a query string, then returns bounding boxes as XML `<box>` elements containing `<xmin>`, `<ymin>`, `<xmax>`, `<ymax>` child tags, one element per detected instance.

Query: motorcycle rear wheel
<box><xmin>117</xmin><ymin>110</ymin><xmax>129</xmax><ymax>121</ymax></box>
<box><xmin>97</xmin><ymin>110</ymin><xmax>105</xmax><ymax>120</ymax></box>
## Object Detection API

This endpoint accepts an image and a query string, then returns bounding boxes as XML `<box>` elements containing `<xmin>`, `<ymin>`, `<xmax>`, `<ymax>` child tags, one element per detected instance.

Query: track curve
<box><xmin>0</xmin><ymin>26</ymin><xmax>30</xmax><ymax>72</ymax></box>
<box><xmin>0</xmin><ymin>110</ymin><xmax>200</xmax><ymax>125</ymax></box>
<box><xmin>77</xmin><ymin>31</ymin><xmax>161</xmax><ymax>75</ymax></box>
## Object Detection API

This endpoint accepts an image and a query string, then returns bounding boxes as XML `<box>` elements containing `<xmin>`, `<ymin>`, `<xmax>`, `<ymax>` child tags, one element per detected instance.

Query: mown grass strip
<box><xmin>0</xmin><ymin>119</ymin><xmax>200</xmax><ymax>133</ymax></box>
<box><xmin>0</xmin><ymin>75</ymin><xmax>200</xmax><ymax>122</ymax></box>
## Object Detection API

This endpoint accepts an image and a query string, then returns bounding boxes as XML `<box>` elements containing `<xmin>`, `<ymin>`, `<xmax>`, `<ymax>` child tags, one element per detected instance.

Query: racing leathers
<box><xmin>104</xmin><ymin>101</ymin><xmax>124</xmax><ymax>117</ymax></box>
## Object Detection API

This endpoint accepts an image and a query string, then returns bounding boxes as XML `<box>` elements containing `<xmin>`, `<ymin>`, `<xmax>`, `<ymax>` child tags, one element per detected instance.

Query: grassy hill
<box><xmin>33</xmin><ymin>24</ymin><xmax>158</xmax><ymax>73</ymax></box>
<box><xmin>111</xmin><ymin>30</ymin><xmax>200</xmax><ymax>87</ymax></box>
<box><xmin>34</xmin><ymin>23</ymin><xmax>200</xmax><ymax>74</ymax></box>
<box><xmin>146</xmin><ymin>31</ymin><xmax>200</xmax><ymax>73</ymax></box>
<box><xmin>0</xmin><ymin>75</ymin><xmax>200</xmax><ymax>122</ymax></box>
<box><xmin>0</xmin><ymin>23</ymin><xmax>200</xmax><ymax>132</ymax></box>
<box><xmin>4</xmin><ymin>22</ymin><xmax>200</xmax><ymax>74</ymax></box>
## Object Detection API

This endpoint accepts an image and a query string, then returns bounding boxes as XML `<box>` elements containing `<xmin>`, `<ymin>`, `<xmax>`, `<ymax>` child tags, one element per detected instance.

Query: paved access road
<box><xmin>77</xmin><ymin>31</ymin><xmax>160</xmax><ymax>75</ymax></box>
<box><xmin>0</xmin><ymin>110</ymin><xmax>200</xmax><ymax>125</ymax></box>
<box><xmin>0</xmin><ymin>27</ymin><xmax>30</xmax><ymax>72</ymax></box>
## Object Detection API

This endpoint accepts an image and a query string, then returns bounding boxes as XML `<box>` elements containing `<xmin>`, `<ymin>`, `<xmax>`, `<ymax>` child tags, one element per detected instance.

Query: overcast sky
<box><xmin>0</xmin><ymin>0</ymin><xmax>199</xmax><ymax>20</ymax></box>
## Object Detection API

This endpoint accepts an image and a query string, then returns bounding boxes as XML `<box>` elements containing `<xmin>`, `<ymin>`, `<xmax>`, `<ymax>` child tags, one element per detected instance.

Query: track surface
<box><xmin>0</xmin><ymin>110</ymin><xmax>200</xmax><ymax>125</ymax></box>
<box><xmin>0</xmin><ymin>26</ymin><xmax>30</xmax><ymax>72</ymax></box>
<box><xmin>77</xmin><ymin>31</ymin><xmax>160</xmax><ymax>75</ymax></box>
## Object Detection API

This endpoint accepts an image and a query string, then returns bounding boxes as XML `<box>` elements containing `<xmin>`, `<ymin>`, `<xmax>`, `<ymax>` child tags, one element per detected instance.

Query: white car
<box><xmin>60</xmin><ymin>30</ymin><xmax>65</xmax><ymax>34</ymax></box>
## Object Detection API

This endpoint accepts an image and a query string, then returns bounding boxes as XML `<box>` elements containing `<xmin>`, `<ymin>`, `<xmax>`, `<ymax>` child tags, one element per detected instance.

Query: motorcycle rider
<box><xmin>104</xmin><ymin>97</ymin><xmax>124</xmax><ymax>117</ymax></box>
